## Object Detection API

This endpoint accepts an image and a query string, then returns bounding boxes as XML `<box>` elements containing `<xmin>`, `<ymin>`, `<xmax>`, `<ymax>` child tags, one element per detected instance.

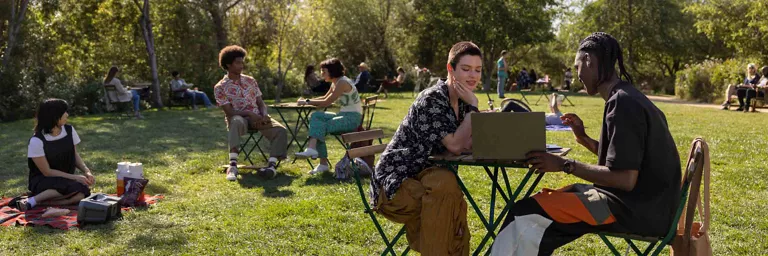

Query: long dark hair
<box><xmin>104</xmin><ymin>66</ymin><xmax>119</xmax><ymax>84</ymax></box>
<box><xmin>305</xmin><ymin>65</ymin><xmax>315</xmax><ymax>79</ymax></box>
<box><xmin>34</xmin><ymin>98</ymin><xmax>69</xmax><ymax>134</ymax></box>
<box><xmin>577</xmin><ymin>32</ymin><xmax>633</xmax><ymax>85</ymax></box>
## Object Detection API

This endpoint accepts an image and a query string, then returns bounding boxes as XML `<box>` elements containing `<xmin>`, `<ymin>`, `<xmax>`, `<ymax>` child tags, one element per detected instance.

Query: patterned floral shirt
<box><xmin>213</xmin><ymin>74</ymin><xmax>264</xmax><ymax>116</ymax></box>
<box><xmin>371</xmin><ymin>79</ymin><xmax>467</xmax><ymax>205</ymax></box>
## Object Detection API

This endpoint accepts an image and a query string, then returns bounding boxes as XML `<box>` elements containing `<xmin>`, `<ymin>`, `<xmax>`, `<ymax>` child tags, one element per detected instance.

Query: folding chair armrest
<box><xmin>348</xmin><ymin>144</ymin><xmax>387</xmax><ymax>159</ymax></box>
<box><xmin>341</xmin><ymin>129</ymin><xmax>385</xmax><ymax>144</ymax></box>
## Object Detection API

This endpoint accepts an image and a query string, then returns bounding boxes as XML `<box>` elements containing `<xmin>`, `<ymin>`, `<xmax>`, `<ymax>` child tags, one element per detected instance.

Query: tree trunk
<box><xmin>136</xmin><ymin>0</ymin><xmax>163</xmax><ymax>108</ymax></box>
<box><xmin>378</xmin><ymin>0</ymin><xmax>396</xmax><ymax>71</ymax></box>
<box><xmin>1</xmin><ymin>0</ymin><xmax>29</xmax><ymax>73</ymax></box>
<box><xmin>206</xmin><ymin>0</ymin><xmax>229</xmax><ymax>50</ymax></box>
<box><xmin>275</xmin><ymin>35</ymin><xmax>283</xmax><ymax>103</ymax></box>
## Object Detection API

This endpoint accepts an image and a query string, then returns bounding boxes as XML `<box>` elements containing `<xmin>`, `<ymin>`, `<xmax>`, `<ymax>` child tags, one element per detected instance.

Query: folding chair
<box><xmin>343</xmin><ymin>129</ymin><xmax>410</xmax><ymax>256</ymax></box>
<box><xmin>238</xmin><ymin>129</ymin><xmax>269</xmax><ymax>166</ymax></box>
<box><xmin>102</xmin><ymin>84</ymin><xmax>134</xmax><ymax>119</ymax></box>
<box><xmin>516</xmin><ymin>89</ymin><xmax>531</xmax><ymax>105</ymax></box>
<box><xmin>597</xmin><ymin>138</ymin><xmax>707</xmax><ymax>256</ymax></box>
<box><xmin>220</xmin><ymin>129</ymin><xmax>279</xmax><ymax>172</ymax></box>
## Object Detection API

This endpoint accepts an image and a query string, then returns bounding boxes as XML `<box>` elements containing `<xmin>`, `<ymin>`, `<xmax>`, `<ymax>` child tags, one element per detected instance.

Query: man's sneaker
<box><xmin>226</xmin><ymin>165</ymin><xmax>238</xmax><ymax>181</ymax></box>
<box><xmin>294</xmin><ymin>148</ymin><xmax>319</xmax><ymax>159</ymax></box>
<box><xmin>258</xmin><ymin>162</ymin><xmax>278</xmax><ymax>179</ymax></box>
<box><xmin>308</xmin><ymin>164</ymin><xmax>330</xmax><ymax>175</ymax></box>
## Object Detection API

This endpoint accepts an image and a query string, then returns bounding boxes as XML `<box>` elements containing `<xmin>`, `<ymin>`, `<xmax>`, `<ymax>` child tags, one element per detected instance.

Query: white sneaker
<box><xmin>226</xmin><ymin>165</ymin><xmax>238</xmax><ymax>181</ymax></box>
<box><xmin>308</xmin><ymin>164</ymin><xmax>330</xmax><ymax>175</ymax></box>
<box><xmin>294</xmin><ymin>148</ymin><xmax>319</xmax><ymax>159</ymax></box>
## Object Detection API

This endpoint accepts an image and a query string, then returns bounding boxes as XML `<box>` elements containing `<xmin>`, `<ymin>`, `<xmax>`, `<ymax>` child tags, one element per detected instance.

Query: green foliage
<box><xmin>558</xmin><ymin>0</ymin><xmax>723</xmax><ymax>94</ymax></box>
<box><xmin>675</xmin><ymin>58</ymin><xmax>758</xmax><ymax>103</ymax></box>
<box><xmin>686</xmin><ymin>0</ymin><xmax>768</xmax><ymax>62</ymax></box>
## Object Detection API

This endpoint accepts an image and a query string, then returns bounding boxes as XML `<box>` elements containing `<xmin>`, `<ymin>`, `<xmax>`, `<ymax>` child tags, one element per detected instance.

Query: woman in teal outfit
<box><xmin>295</xmin><ymin>58</ymin><xmax>363</xmax><ymax>175</ymax></box>
<box><xmin>497</xmin><ymin>50</ymin><xmax>509</xmax><ymax>98</ymax></box>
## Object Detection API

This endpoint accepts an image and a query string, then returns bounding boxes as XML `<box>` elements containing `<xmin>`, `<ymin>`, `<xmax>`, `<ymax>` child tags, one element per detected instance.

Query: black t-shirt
<box><xmin>596</xmin><ymin>82</ymin><xmax>681</xmax><ymax>236</ymax></box>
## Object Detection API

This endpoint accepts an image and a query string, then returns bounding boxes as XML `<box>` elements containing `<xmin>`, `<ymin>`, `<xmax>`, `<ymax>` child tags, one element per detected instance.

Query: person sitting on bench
<box><xmin>491</xmin><ymin>32</ymin><xmax>681</xmax><ymax>256</ymax></box>
<box><xmin>738</xmin><ymin>66</ymin><xmax>768</xmax><ymax>112</ymax></box>
<box><xmin>170</xmin><ymin>71</ymin><xmax>214</xmax><ymax>109</ymax></box>
<box><xmin>214</xmin><ymin>45</ymin><xmax>288</xmax><ymax>181</ymax></box>
<box><xmin>721</xmin><ymin>63</ymin><xmax>761</xmax><ymax>111</ymax></box>
<box><xmin>12</xmin><ymin>99</ymin><xmax>94</xmax><ymax>211</ymax></box>
<box><xmin>294</xmin><ymin>58</ymin><xmax>363</xmax><ymax>175</ymax></box>
<box><xmin>372</xmin><ymin>41</ymin><xmax>483</xmax><ymax>255</ymax></box>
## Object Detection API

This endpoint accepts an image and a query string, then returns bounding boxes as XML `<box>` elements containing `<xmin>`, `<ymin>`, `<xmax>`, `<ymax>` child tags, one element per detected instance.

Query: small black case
<box><xmin>77</xmin><ymin>193</ymin><xmax>122</xmax><ymax>224</ymax></box>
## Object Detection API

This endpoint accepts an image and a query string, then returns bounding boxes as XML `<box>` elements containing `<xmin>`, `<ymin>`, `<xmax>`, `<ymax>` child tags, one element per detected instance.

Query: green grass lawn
<box><xmin>1</xmin><ymin>91</ymin><xmax>766</xmax><ymax>255</ymax></box>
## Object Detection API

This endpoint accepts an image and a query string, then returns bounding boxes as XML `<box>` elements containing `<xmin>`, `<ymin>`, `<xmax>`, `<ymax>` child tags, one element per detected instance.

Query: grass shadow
<box><xmin>238</xmin><ymin>172</ymin><xmax>296</xmax><ymax>198</ymax></box>
<box><xmin>303</xmin><ymin>172</ymin><xmax>347</xmax><ymax>186</ymax></box>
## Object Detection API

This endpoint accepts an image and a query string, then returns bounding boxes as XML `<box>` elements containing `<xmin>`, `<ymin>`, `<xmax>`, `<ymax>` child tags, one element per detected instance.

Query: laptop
<box><xmin>471</xmin><ymin>112</ymin><xmax>546</xmax><ymax>160</ymax></box>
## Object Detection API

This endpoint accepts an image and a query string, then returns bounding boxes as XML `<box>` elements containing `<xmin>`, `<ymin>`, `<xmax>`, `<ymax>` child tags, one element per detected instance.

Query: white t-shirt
<box><xmin>27</xmin><ymin>126</ymin><xmax>81</xmax><ymax>158</ymax></box>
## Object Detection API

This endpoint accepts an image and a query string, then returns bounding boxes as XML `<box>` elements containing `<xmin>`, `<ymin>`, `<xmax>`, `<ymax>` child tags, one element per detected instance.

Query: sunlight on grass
<box><xmin>1</xmin><ymin>91</ymin><xmax>766</xmax><ymax>255</ymax></box>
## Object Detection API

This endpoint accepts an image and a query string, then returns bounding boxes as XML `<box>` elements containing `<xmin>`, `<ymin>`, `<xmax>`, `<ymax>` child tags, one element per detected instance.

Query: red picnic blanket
<box><xmin>0</xmin><ymin>194</ymin><xmax>164</xmax><ymax>230</ymax></box>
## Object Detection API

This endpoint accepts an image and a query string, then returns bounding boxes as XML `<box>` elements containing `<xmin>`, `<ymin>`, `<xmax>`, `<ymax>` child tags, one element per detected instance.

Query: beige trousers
<box><xmin>227</xmin><ymin>115</ymin><xmax>287</xmax><ymax>159</ymax></box>
<box><xmin>375</xmin><ymin>167</ymin><xmax>470</xmax><ymax>256</ymax></box>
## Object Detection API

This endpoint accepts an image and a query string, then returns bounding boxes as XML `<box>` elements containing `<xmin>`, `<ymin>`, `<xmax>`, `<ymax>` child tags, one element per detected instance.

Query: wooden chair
<box><xmin>343</xmin><ymin>129</ymin><xmax>410</xmax><ymax>255</ymax></box>
<box><xmin>597</xmin><ymin>138</ymin><xmax>707</xmax><ymax>255</ymax></box>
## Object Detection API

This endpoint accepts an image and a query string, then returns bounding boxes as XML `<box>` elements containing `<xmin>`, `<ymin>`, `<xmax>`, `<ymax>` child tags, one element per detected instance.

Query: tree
<box><xmin>410</xmin><ymin>0</ymin><xmax>556</xmax><ymax>90</ymax></box>
<box><xmin>196</xmin><ymin>0</ymin><xmax>244</xmax><ymax>50</ymax></box>
<box><xmin>566</xmin><ymin>0</ymin><xmax>720</xmax><ymax>93</ymax></box>
<box><xmin>271</xmin><ymin>0</ymin><xmax>303</xmax><ymax>103</ymax></box>
<box><xmin>686</xmin><ymin>0</ymin><xmax>767</xmax><ymax>62</ymax></box>
<box><xmin>1</xmin><ymin>0</ymin><xmax>29</xmax><ymax>76</ymax></box>
<box><xmin>133</xmin><ymin>0</ymin><xmax>163</xmax><ymax>107</ymax></box>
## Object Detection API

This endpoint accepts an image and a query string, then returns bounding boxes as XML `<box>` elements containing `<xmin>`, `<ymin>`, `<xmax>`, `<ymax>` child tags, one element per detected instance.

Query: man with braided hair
<box><xmin>490</xmin><ymin>32</ymin><xmax>681</xmax><ymax>255</ymax></box>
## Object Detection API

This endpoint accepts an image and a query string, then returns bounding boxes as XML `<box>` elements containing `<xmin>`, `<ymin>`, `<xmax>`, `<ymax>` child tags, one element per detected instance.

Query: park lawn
<box><xmin>0</xmin><ymin>91</ymin><xmax>766</xmax><ymax>255</ymax></box>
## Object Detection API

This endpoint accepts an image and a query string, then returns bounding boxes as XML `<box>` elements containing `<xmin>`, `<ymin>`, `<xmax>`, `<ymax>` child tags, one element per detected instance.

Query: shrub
<box><xmin>675</xmin><ymin>58</ymin><xmax>758</xmax><ymax>103</ymax></box>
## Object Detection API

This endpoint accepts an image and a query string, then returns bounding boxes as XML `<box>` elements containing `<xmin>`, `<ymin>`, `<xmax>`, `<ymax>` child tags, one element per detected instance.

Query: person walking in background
<box><xmin>497</xmin><ymin>50</ymin><xmax>509</xmax><ymax>98</ymax></box>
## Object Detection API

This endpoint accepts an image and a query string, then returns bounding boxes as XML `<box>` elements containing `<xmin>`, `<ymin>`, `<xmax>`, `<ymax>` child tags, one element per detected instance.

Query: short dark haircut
<box><xmin>447</xmin><ymin>41</ymin><xmax>483</xmax><ymax>69</ymax></box>
<box><xmin>35</xmin><ymin>98</ymin><xmax>69</xmax><ymax>134</ymax></box>
<box><xmin>171</xmin><ymin>71</ymin><xmax>179</xmax><ymax>77</ymax></box>
<box><xmin>319</xmin><ymin>58</ymin><xmax>345</xmax><ymax>78</ymax></box>
<box><xmin>219</xmin><ymin>45</ymin><xmax>247</xmax><ymax>71</ymax></box>
<box><xmin>761</xmin><ymin>66</ymin><xmax>768</xmax><ymax>77</ymax></box>
<box><xmin>501</xmin><ymin>50</ymin><xmax>508</xmax><ymax>56</ymax></box>
<box><xmin>577</xmin><ymin>32</ymin><xmax>633</xmax><ymax>85</ymax></box>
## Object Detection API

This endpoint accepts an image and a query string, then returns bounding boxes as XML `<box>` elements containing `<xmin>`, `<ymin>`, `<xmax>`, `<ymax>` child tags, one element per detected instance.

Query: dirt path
<box><xmin>646</xmin><ymin>95</ymin><xmax>765</xmax><ymax>112</ymax></box>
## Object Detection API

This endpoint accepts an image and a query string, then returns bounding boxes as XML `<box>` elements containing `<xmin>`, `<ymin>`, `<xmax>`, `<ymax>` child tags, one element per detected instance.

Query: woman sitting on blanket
<box><xmin>12</xmin><ymin>99</ymin><xmax>94</xmax><ymax>211</ymax></box>
<box><xmin>295</xmin><ymin>58</ymin><xmax>363</xmax><ymax>175</ymax></box>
